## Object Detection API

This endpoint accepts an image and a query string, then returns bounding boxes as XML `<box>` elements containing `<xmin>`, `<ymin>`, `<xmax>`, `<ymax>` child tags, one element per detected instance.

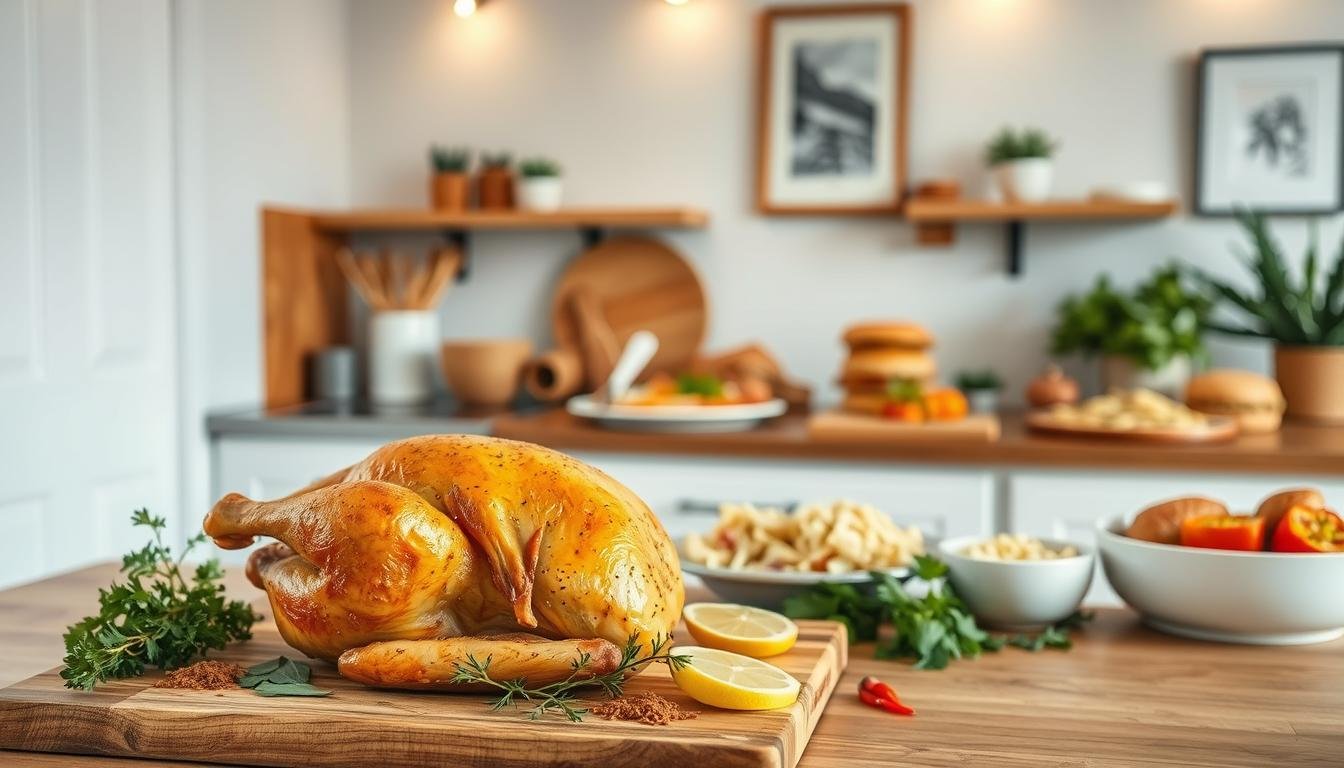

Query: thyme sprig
<box><xmin>450</xmin><ymin>633</ymin><xmax>691</xmax><ymax>722</ymax></box>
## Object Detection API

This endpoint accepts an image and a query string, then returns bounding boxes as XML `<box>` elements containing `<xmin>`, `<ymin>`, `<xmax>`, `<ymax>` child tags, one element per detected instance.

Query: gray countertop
<box><xmin>206</xmin><ymin>399</ymin><xmax>514</xmax><ymax>441</ymax></box>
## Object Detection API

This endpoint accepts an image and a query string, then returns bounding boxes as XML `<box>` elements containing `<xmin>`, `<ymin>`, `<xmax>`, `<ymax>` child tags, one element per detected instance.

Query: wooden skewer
<box><xmin>403</xmin><ymin>251</ymin><xmax>432</xmax><ymax>309</ymax></box>
<box><xmin>389</xmin><ymin>249</ymin><xmax>413</xmax><ymax>308</ymax></box>
<box><xmin>335</xmin><ymin>248</ymin><xmax>382</xmax><ymax>310</ymax></box>
<box><xmin>355</xmin><ymin>252</ymin><xmax>391</xmax><ymax>311</ymax></box>
<box><xmin>418</xmin><ymin>247</ymin><xmax>462</xmax><ymax>309</ymax></box>
<box><xmin>377</xmin><ymin>248</ymin><xmax>395</xmax><ymax>307</ymax></box>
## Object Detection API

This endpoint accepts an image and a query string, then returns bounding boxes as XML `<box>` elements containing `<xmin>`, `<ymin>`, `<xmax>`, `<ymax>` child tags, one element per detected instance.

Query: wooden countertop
<box><xmin>492</xmin><ymin>410</ymin><xmax>1344</xmax><ymax>476</ymax></box>
<box><xmin>3</xmin><ymin>564</ymin><xmax>1339</xmax><ymax>767</ymax></box>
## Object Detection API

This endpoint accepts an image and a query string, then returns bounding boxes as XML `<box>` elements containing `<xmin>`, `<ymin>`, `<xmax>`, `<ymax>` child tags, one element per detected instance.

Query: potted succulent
<box><xmin>1192</xmin><ymin>212</ymin><xmax>1344</xmax><ymax>423</ymax></box>
<box><xmin>1051</xmin><ymin>266</ymin><xmax>1211</xmax><ymax>398</ymax></box>
<box><xmin>428</xmin><ymin>145</ymin><xmax>470</xmax><ymax>211</ymax></box>
<box><xmin>476</xmin><ymin>152</ymin><xmax>515</xmax><ymax>210</ymax></box>
<box><xmin>955</xmin><ymin>370</ymin><xmax>1003</xmax><ymax>414</ymax></box>
<box><xmin>985</xmin><ymin>127</ymin><xmax>1057</xmax><ymax>203</ymax></box>
<box><xmin>517</xmin><ymin>157</ymin><xmax>563</xmax><ymax>212</ymax></box>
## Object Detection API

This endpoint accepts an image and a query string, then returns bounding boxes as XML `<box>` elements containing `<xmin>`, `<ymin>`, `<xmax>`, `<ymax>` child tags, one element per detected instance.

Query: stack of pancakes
<box><xmin>837</xmin><ymin>322</ymin><xmax>936</xmax><ymax>415</ymax></box>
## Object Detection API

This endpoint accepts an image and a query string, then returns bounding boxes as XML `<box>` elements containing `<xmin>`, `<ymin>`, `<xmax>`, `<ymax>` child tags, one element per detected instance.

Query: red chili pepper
<box><xmin>859</xmin><ymin>676</ymin><xmax>915</xmax><ymax>716</ymax></box>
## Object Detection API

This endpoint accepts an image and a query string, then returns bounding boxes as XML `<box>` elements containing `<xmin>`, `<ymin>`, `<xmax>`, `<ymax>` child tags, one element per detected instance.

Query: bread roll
<box><xmin>1126</xmin><ymin>496</ymin><xmax>1227</xmax><ymax>544</ymax></box>
<box><xmin>842</xmin><ymin>322</ymin><xmax>933</xmax><ymax>352</ymax></box>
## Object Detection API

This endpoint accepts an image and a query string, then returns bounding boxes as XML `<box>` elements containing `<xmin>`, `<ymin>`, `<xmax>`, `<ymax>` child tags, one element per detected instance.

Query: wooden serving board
<box><xmin>808</xmin><ymin>410</ymin><xmax>1000</xmax><ymax>443</ymax></box>
<box><xmin>0</xmin><ymin>618</ymin><xmax>845</xmax><ymax>768</ymax></box>
<box><xmin>1025</xmin><ymin>411</ymin><xmax>1239</xmax><ymax>444</ymax></box>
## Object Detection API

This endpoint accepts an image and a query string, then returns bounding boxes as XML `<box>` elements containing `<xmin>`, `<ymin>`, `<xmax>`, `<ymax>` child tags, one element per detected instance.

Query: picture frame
<box><xmin>754</xmin><ymin>3</ymin><xmax>910</xmax><ymax>215</ymax></box>
<box><xmin>1195</xmin><ymin>44</ymin><xmax>1344</xmax><ymax>216</ymax></box>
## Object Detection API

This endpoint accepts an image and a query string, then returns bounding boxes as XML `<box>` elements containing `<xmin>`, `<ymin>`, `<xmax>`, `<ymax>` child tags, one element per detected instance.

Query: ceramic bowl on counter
<box><xmin>679</xmin><ymin>551</ymin><xmax>908</xmax><ymax>610</ymax></box>
<box><xmin>1097</xmin><ymin>516</ymin><xmax>1344</xmax><ymax>645</ymax></box>
<box><xmin>937</xmin><ymin>535</ymin><xmax>1095</xmax><ymax>629</ymax></box>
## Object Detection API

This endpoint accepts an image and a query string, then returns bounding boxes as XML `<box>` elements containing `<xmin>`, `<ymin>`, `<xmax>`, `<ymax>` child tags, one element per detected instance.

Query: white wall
<box><xmin>175</xmin><ymin>0</ymin><xmax>350</xmax><ymax>518</ymax></box>
<box><xmin>345</xmin><ymin>0</ymin><xmax>1344</xmax><ymax>404</ymax></box>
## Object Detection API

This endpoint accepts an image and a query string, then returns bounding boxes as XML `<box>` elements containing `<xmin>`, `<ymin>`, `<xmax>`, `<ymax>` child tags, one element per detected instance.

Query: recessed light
<box><xmin>454</xmin><ymin>0</ymin><xmax>478</xmax><ymax>18</ymax></box>
<box><xmin>665</xmin><ymin>0</ymin><xmax>690</xmax><ymax>6</ymax></box>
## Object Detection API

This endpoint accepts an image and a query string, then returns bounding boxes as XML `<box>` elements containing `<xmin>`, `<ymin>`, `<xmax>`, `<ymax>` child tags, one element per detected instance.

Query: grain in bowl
<box><xmin>961</xmin><ymin>533</ymin><xmax>1079</xmax><ymax>561</ymax></box>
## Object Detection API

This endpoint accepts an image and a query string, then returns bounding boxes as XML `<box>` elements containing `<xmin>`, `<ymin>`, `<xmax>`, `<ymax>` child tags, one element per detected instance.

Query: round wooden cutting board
<box><xmin>550</xmin><ymin>236</ymin><xmax>707</xmax><ymax>375</ymax></box>
<box><xmin>1025</xmin><ymin>411</ymin><xmax>1239</xmax><ymax>443</ymax></box>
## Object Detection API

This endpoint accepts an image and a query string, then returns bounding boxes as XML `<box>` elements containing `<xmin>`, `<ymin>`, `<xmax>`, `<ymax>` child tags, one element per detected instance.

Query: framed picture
<box><xmin>755</xmin><ymin>4</ymin><xmax>910</xmax><ymax>215</ymax></box>
<box><xmin>1196</xmin><ymin>44</ymin><xmax>1344</xmax><ymax>215</ymax></box>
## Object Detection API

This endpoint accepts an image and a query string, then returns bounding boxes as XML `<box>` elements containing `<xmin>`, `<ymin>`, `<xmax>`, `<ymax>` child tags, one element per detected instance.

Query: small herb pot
<box><xmin>430</xmin><ymin>172</ymin><xmax>469</xmax><ymax>211</ymax></box>
<box><xmin>995</xmin><ymin>158</ymin><xmax>1053</xmax><ymax>203</ymax></box>
<box><xmin>1275</xmin><ymin>345</ymin><xmax>1344</xmax><ymax>423</ymax></box>
<box><xmin>476</xmin><ymin>167</ymin><xmax>515</xmax><ymax>210</ymax></box>
<box><xmin>964</xmin><ymin>387</ymin><xmax>1001</xmax><ymax>414</ymax></box>
<box><xmin>518</xmin><ymin>177</ymin><xmax>563</xmax><ymax>212</ymax></box>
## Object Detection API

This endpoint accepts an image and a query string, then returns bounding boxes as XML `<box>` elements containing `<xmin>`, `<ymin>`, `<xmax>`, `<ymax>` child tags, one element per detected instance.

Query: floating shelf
<box><xmin>904</xmin><ymin>198</ymin><xmax>1179</xmax><ymax>277</ymax></box>
<box><xmin>310</xmin><ymin>207</ymin><xmax>709</xmax><ymax>232</ymax></box>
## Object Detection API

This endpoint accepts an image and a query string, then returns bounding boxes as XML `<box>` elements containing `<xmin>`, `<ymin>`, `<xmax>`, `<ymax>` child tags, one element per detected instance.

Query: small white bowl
<box><xmin>1097</xmin><ymin>516</ymin><xmax>1344</xmax><ymax>645</ymax></box>
<box><xmin>938</xmin><ymin>536</ymin><xmax>1095</xmax><ymax>629</ymax></box>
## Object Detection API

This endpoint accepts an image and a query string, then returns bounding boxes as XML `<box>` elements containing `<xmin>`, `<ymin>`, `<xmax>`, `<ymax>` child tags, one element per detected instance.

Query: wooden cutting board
<box><xmin>809</xmin><ymin>410</ymin><xmax>1001</xmax><ymax>443</ymax></box>
<box><xmin>551</xmin><ymin>236</ymin><xmax>707</xmax><ymax>377</ymax></box>
<box><xmin>0</xmin><ymin>618</ymin><xmax>845</xmax><ymax>768</ymax></box>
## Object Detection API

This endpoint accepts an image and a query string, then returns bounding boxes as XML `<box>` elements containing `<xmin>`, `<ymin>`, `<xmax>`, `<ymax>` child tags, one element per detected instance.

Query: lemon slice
<box><xmin>670</xmin><ymin>646</ymin><xmax>801</xmax><ymax>710</ymax></box>
<box><xmin>683</xmin><ymin>602</ymin><xmax>799</xmax><ymax>658</ymax></box>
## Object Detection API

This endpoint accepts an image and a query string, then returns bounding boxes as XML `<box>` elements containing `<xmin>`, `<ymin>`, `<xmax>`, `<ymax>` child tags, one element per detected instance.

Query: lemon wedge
<box><xmin>683</xmin><ymin>602</ymin><xmax>799</xmax><ymax>658</ymax></box>
<box><xmin>670</xmin><ymin>646</ymin><xmax>801</xmax><ymax>710</ymax></box>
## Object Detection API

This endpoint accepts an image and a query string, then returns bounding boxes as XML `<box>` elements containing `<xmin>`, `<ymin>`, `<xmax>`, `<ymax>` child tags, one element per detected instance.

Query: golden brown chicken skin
<box><xmin>203</xmin><ymin>435</ymin><xmax>684</xmax><ymax>689</ymax></box>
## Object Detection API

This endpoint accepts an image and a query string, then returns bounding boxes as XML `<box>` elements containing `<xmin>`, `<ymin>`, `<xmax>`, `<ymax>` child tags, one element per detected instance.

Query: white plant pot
<box><xmin>995</xmin><ymin>158</ymin><xmax>1053</xmax><ymax>203</ymax></box>
<box><xmin>518</xmin><ymin>177</ymin><xmax>563</xmax><ymax>212</ymax></box>
<box><xmin>965</xmin><ymin>389</ymin><xmax>1001</xmax><ymax>414</ymax></box>
<box><xmin>1100</xmin><ymin>354</ymin><xmax>1192</xmax><ymax>399</ymax></box>
<box><xmin>368</xmin><ymin>310</ymin><xmax>439</xmax><ymax>405</ymax></box>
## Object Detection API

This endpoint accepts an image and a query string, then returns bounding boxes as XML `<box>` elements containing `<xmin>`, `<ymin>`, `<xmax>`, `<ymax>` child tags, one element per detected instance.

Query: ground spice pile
<box><xmin>589</xmin><ymin>691</ymin><xmax>699</xmax><ymax>725</ymax></box>
<box><xmin>153</xmin><ymin>660</ymin><xmax>243</xmax><ymax>690</ymax></box>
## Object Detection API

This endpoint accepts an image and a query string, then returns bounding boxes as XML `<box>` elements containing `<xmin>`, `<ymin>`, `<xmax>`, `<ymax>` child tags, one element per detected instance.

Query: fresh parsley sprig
<box><xmin>450</xmin><ymin>633</ymin><xmax>691</xmax><ymax>722</ymax></box>
<box><xmin>783</xmin><ymin>554</ymin><xmax>1091</xmax><ymax>669</ymax></box>
<box><xmin>61</xmin><ymin>509</ymin><xmax>259</xmax><ymax>690</ymax></box>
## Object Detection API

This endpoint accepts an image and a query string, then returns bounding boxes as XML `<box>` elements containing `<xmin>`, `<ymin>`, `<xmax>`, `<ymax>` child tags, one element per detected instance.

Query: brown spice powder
<box><xmin>153</xmin><ymin>660</ymin><xmax>243</xmax><ymax>690</ymax></box>
<box><xmin>589</xmin><ymin>691</ymin><xmax>699</xmax><ymax>726</ymax></box>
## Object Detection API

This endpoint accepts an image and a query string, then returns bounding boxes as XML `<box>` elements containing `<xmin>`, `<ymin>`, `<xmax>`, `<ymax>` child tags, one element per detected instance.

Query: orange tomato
<box><xmin>1270</xmin><ymin>505</ymin><xmax>1344</xmax><ymax>553</ymax></box>
<box><xmin>1178</xmin><ymin>514</ymin><xmax>1264</xmax><ymax>551</ymax></box>
<box><xmin>880</xmin><ymin>401</ymin><xmax>924</xmax><ymax>422</ymax></box>
<box><xmin>921</xmin><ymin>388</ymin><xmax>968</xmax><ymax>421</ymax></box>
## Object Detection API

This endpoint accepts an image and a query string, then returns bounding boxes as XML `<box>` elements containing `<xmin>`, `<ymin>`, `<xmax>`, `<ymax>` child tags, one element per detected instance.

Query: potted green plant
<box><xmin>476</xmin><ymin>151</ymin><xmax>515</xmax><ymax>210</ymax></box>
<box><xmin>986</xmin><ymin>127</ymin><xmax>1057</xmax><ymax>203</ymax></box>
<box><xmin>1051</xmin><ymin>266</ymin><xmax>1211</xmax><ymax>397</ymax></box>
<box><xmin>1191</xmin><ymin>212</ymin><xmax>1344</xmax><ymax>423</ymax></box>
<box><xmin>955</xmin><ymin>370</ymin><xmax>1002</xmax><ymax>414</ymax></box>
<box><xmin>428</xmin><ymin>145</ymin><xmax>470</xmax><ymax>211</ymax></box>
<box><xmin>518</xmin><ymin>157</ymin><xmax>562</xmax><ymax>212</ymax></box>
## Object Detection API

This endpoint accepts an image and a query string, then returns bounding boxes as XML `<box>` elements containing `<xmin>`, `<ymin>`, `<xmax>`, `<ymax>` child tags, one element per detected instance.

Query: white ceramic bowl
<box><xmin>1096</xmin><ymin>516</ymin><xmax>1344</xmax><ymax>645</ymax></box>
<box><xmin>938</xmin><ymin>536</ymin><xmax>1095</xmax><ymax>629</ymax></box>
<box><xmin>679</xmin><ymin>555</ymin><xmax>908</xmax><ymax>610</ymax></box>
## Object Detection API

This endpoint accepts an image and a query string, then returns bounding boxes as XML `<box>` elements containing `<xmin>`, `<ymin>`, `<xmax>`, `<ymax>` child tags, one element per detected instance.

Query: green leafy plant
<box><xmin>782</xmin><ymin>556</ymin><xmax>1091</xmax><ymax>670</ymax></box>
<box><xmin>61</xmin><ymin>510</ymin><xmax>259</xmax><ymax>690</ymax></box>
<box><xmin>480</xmin><ymin>151</ymin><xmax>513</xmax><ymax>170</ymax></box>
<box><xmin>985</xmin><ymin>127</ymin><xmax>1056</xmax><ymax>166</ymax></box>
<box><xmin>519</xmin><ymin>157</ymin><xmax>561</xmax><ymax>178</ymax></box>
<box><xmin>239</xmin><ymin>656</ymin><xmax>331</xmax><ymax>697</ymax></box>
<box><xmin>1190</xmin><ymin>211</ymin><xmax>1344</xmax><ymax>346</ymax></box>
<box><xmin>1051</xmin><ymin>266</ymin><xmax>1211</xmax><ymax>371</ymax></box>
<box><xmin>451</xmin><ymin>633</ymin><xmax>690</xmax><ymax>722</ymax></box>
<box><xmin>429</xmin><ymin>145</ymin><xmax>470</xmax><ymax>174</ymax></box>
<box><xmin>955</xmin><ymin>370</ymin><xmax>1002</xmax><ymax>391</ymax></box>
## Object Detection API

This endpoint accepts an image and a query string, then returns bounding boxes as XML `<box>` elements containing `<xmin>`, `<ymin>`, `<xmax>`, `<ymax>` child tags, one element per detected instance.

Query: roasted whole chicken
<box><xmin>203</xmin><ymin>435</ymin><xmax>684</xmax><ymax>689</ymax></box>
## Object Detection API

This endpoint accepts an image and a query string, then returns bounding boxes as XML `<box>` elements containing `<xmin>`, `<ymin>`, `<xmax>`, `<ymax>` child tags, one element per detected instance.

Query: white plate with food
<box><xmin>679</xmin><ymin>500</ymin><xmax>925</xmax><ymax>607</ymax></box>
<box><xmin>567</xmin><ymin>395</ymin><xmax>788</xmax><ymax>433</ymax></box>
<box><xmin>1026</xmin><ymin>388</ymin><xmax>1238</xmax><ymax>443</ymax></box>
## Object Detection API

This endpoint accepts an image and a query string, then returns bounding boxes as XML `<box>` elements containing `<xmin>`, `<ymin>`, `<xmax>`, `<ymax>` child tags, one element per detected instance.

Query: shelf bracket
<box><xmin>580</xmin><ymin>226</ymin><xmax>607</xmax><ymax>249</ymax></box>
<box><xmin>443</xmin><ymin>229</ymin><xmax>470</xmax><ymax>282</ymax></box>
<box><xmin>1006</xmin><ymin>220</ymin><xmax>1025</xmax><ymax>277</ymax></box>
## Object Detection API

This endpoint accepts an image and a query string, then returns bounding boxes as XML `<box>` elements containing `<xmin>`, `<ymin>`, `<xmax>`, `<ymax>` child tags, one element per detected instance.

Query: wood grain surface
<box><xmin>0</xmin><ymin>572</ymin><xmax>843</xmax><ymax>768</ymax></box>
<box><xmin>493</xmin><ymin>409</ymin><xmax>1344</xmax><ymax>477</ymax></box>
<box><xmin>2</xmin><ymin>564</ymin><xmax>1340</xmax><ymax>768</ymax></box>
<box><xmin>808</xmin><ymin>411</ymin><xmax>1000</xmax><ymax>444</ymax></box>
<box><xmin>903</xmin><ymin>198</ymin><xmax>1179</xmax><ymax>222</ymax></box>
<box><xmin>309</xmin><ymin>207</ymin><xmax>709</xmax><ymax>232</ymax></box>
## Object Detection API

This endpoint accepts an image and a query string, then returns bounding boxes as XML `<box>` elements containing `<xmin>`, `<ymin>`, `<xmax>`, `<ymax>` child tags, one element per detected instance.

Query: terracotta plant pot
<box><xmin>430</xmin><ymin>172</ymin><xmax>469</xmax><ymax>211</ymax></box>
<box><xmin>1274</xmin><ymin>345</ymin><xmax>1344</xmax><ymax>423</ymax></box>
<box><xmin>476</xmin><ymin>168</ymin><xmax>515</xmax><ymax>210</ymax></box>
<box><xmin>441</xmin><ymin>338</ymin><xmax>533</xmax><ymax>407</ymax></box>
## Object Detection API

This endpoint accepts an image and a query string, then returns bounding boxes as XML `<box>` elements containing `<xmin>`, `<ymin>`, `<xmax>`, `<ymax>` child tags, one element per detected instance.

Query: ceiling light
<box><xmin>665</xmin><ymin>0</ymin><xmax>690</xmax><ymax>5</ymax></box>
<box><xmin>454</xmin><ymin>0</ymin><xmax>478</xmax><ymax>17</ymax></box>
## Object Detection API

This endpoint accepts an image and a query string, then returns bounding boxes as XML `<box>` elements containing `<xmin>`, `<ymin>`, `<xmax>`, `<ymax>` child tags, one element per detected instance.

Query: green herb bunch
<box><xmin>1191</xmin><ymin>211</ymin><xmax>1344</xmax><ymax>346</ymax></box>
<box><xmin>480</xmin><ymin>151</ymin><xmax>513</xmax><ymax>170</ymax></box>
<box><xmin>430</xmin><ymin>145</ymin><xmax>470</xmax><ymax>173</ymax></box>
<box><xmin>518</xmin><ymin>157</ymin><xmax>561</xmax><ymax>178</ymax></box>
<box><xmin>985</xmin><ymin>127</ymin><xmax>1056</xmax><ymax>165</ymax></box>
<box><xmin>783</xmin><ymin>555</ymin><xmax>1090</xmax><ymax>670</ymax></box>
<box><xmin>61</xmin><ymin>509</ymin><xmax>258</xmax><ymax>691</ymax></box>
<box><xmin>1051</xmin><ymin>266</ymin><xmax>1212</xmax><ymax>371</ymax></box>
<box><xmin>954</xmin><ymin>370</ymin><xmax>1002</xmax><ymax>392</ymax></box>
<box><xmin>451</xmin><ymin>633</ymin><xmax>690</xmax><ymax>722</ymax></box>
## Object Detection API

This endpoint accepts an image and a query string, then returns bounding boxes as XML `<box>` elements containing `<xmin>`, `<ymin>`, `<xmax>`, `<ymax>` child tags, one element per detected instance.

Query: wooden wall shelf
<box><xmin>905</xmin><ymin>198</ymin><xmax>1179</xmax><ymax>277</ymax></box>
<box><xmin>309</xmin><ymin>206</ymin><xmax>709</xmax><ymax>232</ymax></box>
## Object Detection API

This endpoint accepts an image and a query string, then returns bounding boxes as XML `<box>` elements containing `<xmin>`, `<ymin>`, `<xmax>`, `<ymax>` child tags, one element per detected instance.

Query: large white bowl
<box><xmin>938</xmin><ymin>536</ymin><xmax>1095</xmax><ymax>629</ymax></box>
<box><xmin>1096</xmin><ymin>516</ymin><xmax>1344</xmax><ymax>645</ymax></box>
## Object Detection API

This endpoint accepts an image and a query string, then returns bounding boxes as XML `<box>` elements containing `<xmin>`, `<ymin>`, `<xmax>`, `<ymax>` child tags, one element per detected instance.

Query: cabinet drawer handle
<box><xmin>675</xmin><ymin>499</ymin><xmax>799</xmax><ymax>515</ymax></box>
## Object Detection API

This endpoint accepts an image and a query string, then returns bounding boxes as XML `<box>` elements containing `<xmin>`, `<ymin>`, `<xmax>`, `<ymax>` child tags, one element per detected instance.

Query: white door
<box><xmin>0</xmin><ymin>0</ymin><xmax>177</xmax><ymax>588</ymax></box>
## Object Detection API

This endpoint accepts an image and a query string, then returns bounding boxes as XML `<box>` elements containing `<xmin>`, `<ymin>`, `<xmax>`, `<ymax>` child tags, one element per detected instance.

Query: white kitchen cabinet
<box><xmin>574</xmin><ymin>452</ymin><xmax>995</xmax><ymax>543</ymax></box>
<box><xmin>1008</xmin><ymin>472</ymin><xmax>1344</xmax><ymax>606</ymax></box>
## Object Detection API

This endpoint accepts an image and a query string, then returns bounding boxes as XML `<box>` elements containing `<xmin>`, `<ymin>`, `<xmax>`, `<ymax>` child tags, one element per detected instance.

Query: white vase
<box><xmin>368</xmin><ymin>310</ymin><xmax>439</xmax><ymax>405</ymax></box>
<box><xmin>518</xmin><ymin>177</ymin><xmax>563</xmax><ymax>212</ymax></box>
<box><xmin>1100</xmin><ymin>354</ymin><xmax>1192</xmax><ymax>399</ymax></box>
<box><xmin>966</xmin><ymin>389</ymin><xmax>1001</xmax><ymax>414</ymax></box>
<box><xmin>995</xmin><ymin>158</ymin><xmax>1053</xmax><ymax>203</ymax></box>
